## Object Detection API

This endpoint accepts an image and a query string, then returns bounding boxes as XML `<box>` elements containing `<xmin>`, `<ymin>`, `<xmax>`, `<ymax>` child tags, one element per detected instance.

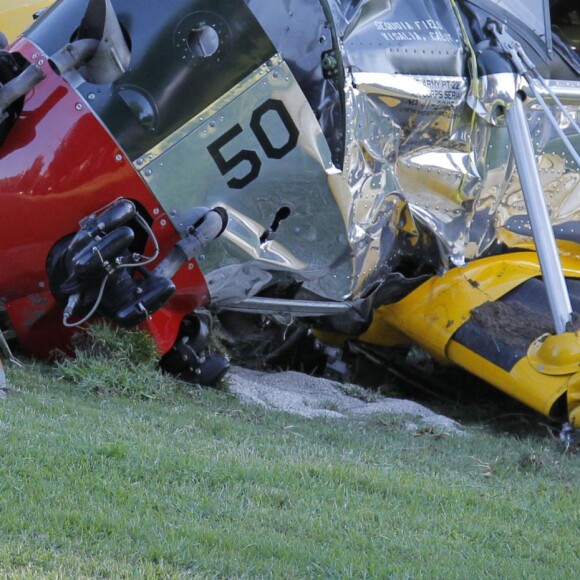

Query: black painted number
<box><xmin>207</xmin><ymin>124</ymin><xmax>262</xmax><ymax>190</ymax></box>
<box><xmin>207</xmin><ymin>99</ymin><xmax>299</xmax><ymax>190</ymax></box>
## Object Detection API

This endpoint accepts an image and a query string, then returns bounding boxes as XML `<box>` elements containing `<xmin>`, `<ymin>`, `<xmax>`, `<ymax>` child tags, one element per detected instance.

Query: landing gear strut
<box><xmin>161</xmin><ymin>310</ymin><xmax>229</xmax><ymax>386</ymax></box>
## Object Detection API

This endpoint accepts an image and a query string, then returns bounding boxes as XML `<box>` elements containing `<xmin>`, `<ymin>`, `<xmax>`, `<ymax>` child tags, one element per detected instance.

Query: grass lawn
<box><xmin>0</xmin><ymin>359</ymin><xmax>579</xmax><ymax>578</ymax></box>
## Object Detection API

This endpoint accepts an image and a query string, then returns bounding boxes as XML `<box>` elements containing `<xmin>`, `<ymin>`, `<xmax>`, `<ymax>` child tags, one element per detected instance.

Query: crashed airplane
<box><xmin>1</xmin><ymin>0</ymin><xmax>579</xmax><ymax>436</ymax></box>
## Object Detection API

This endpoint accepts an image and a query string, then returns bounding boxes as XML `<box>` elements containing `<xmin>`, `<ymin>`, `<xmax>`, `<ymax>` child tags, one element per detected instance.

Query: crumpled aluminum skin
<box><xmin>137</xmin><ymin>0</ymin><xmax>580</xmax><ymax>309</ymax></box>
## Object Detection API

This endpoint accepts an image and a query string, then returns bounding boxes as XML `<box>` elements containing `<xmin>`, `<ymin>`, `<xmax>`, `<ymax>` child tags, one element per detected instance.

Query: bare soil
<box><xmin>468</xmin><ymin>301</ymin><xmax>555</xmax><ymax>350</ymax></box>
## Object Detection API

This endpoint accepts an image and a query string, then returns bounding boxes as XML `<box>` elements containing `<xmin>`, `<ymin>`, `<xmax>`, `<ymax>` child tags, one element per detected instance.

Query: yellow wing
<box><xmin>0</xmin><ymin>0</ymin><xmax>53</xmax><ymax>43</ymax></box>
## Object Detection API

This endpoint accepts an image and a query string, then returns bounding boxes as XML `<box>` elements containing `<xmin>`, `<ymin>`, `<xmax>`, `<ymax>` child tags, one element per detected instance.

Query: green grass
<box><xmin>0</xmin><ymin>326</ymin><xmax>578</xmax><ymax>578</ymax></box>
<box><xmin>55</xmin><ymin>323</ymin><xmax>177</xmax><ymax>400</ymax></box>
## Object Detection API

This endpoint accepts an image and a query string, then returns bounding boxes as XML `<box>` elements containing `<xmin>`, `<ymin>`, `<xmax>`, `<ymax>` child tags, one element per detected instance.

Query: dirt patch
<box><xmin>468</xmin><ymin>301</ymin><xmax>554</xmax><ymax>350</ymax></box>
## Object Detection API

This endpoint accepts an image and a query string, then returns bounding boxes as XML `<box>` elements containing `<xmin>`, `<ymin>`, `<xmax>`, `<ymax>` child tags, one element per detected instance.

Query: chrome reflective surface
<box><xmin>137</xmin><ymin>0</ymin><xmax>580</xmax><ymax>309</ymax></box>
<box><xmin>467</xmin><ymin>73</ymin><xmax>519</xmax><ymax>125</ymax></box>
<box><xmin>140</xmin><ymin>56</ymin><xmax>353</xmax><ymax>302</ymax></box>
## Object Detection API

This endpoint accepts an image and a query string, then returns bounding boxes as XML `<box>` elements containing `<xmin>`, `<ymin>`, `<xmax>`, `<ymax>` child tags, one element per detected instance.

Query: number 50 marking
<box><xmin>207</xmin><ymin>99</ymin><xmax>300</xmax><ymax>190</ymax></box>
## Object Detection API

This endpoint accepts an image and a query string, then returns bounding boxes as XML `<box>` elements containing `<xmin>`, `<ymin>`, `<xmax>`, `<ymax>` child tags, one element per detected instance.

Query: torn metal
<box><xmin>13</xmin><ymin>0</ymin><xmax>576</xmax><ymax>311</ymax></box>
<box><xmin>2</xmin><ymin>0</ymin><xmax>580</xmax><ymax>424</ymax></box>
<box><xmin>125</xmin><ymin>0</ymin><xmax>580</xmax><ymax>311</ymax></box>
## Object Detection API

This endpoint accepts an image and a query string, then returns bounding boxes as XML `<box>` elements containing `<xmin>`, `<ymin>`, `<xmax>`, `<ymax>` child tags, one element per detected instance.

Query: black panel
<box><xmin>27</xmin><ymin>0</ymin><xmax>276</xmax><ymax>160</ymax></box>
<box><xmin>453</xmin><ymin>276</ymin><xmax>580</xmax><ymax>371</ymax></box>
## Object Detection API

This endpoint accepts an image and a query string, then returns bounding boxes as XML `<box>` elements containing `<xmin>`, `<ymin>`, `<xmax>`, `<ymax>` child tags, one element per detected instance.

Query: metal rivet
<box><xmin>153</xmin><ymin>208</ymin><xmax>160</xmax><ymax>215</ymax></box>
<box><xmin>115</xmin><ymin>154</ymin><xmax>123</xmax><ymax>162</ymax></box>
<box><xmin>75</xmin><ymin>103</ymin><xmax>83</xmax><ymax>110</ymax></box>
<box><xmin>160</xmin><ymin>219</ymin><xmax>167</xmax><ymax>226</ymax></box>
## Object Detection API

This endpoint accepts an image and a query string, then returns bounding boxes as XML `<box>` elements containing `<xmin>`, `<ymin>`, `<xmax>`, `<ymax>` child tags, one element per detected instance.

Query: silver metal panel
<box><xmin>138</xmin><ymin>20</ymin><xmax>580</xmax><ymax>311</ymax></box>
<box><xmin>140</xmin><ymin>57</ymin><xmax>353</xmax><ymax>302</ymax></box>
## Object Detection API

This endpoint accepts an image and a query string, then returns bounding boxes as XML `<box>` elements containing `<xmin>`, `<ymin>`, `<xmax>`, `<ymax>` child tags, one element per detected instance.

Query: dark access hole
<box><xmin>260</xmin><ymin>207</ymin><xmax>291</xmax><ymax>244</ymax></box>
<box><xmin>187</xmin><ymin>24</ymin><xmax>220</xmax><ymax>58</ymax></box>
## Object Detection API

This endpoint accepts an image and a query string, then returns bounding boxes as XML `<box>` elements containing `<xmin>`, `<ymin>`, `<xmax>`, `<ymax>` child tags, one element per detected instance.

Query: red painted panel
<box><xmin>1</xmin><ymin>39</ymin><xmax>209</xmax><ymax>357</ymax></box>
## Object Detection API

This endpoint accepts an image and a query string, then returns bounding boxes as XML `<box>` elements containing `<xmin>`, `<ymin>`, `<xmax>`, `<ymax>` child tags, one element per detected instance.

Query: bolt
<box><xmin>321</xmin><ymin>54</ymin><xmax>337</xmax><ymax>71</ymax></box>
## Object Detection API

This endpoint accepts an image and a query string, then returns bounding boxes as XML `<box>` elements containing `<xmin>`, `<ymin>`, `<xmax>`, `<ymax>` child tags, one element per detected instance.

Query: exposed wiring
<box><xmin>63</xmin><ymin>274</ymin><xmax>109</xmax><ymax>328</ymax></box>
<box><xmin>61</xmin><ymin>209</ymin><xmax>160</xmax><ymax>328</ymax></box>
<box><xmin>116</xmin><ymin>212</ymin><xmax>160</xmax><ymax>268</ymax></box>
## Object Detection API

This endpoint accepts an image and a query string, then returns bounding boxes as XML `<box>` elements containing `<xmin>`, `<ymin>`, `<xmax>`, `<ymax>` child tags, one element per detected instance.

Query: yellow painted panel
<box><xmin>366</xmin><ymin>252</ymin><xmax>580</xmax><ymax>361</ymax></box>
<box><xmin>0</xmin><ymin>1</ymin><xmax>52</xmax><ymax>42</ymax></box>
<box><xmin>446</xmin><ymin>340</ymin><xmax>568</xmax><ymax>418</ymax></box>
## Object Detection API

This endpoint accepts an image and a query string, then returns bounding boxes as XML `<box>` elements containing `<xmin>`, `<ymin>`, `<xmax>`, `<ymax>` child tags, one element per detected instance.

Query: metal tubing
<box><xmin>220</xmin><ymin>297</ymin><xmax>352</xmax><ymax>317</ymax></box>
<box><xmin>505</xmin><ymin>95</ymin><xmax>572</xmax><ymax>334</ymax></box>
<box><xmin>522</xmin><ymin>72</ymin><xmax>580</xmax><ymax>169</ymax></box>
<box><xmin>49</xmin><ymin>39</ymin><xmax>100</xmax><ymax>76</ymax></box>
<box><xmin>0</xmin><ymin>64</ymin><xmax>45</xmax><ymax>115</ymax></box>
